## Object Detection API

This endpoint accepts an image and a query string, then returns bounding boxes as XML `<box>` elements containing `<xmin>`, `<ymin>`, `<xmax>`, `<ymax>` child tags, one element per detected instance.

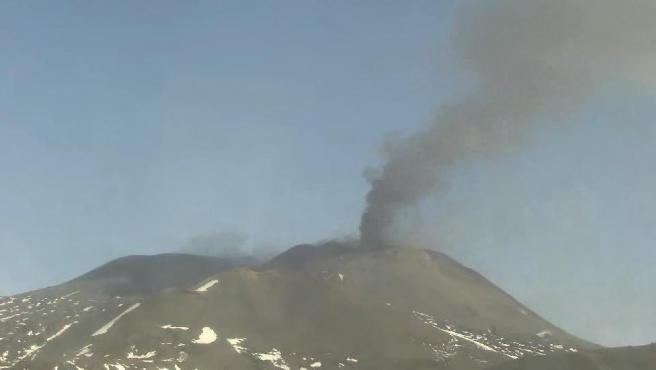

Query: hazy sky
<box><xmin>1</xmin><ymin>1</ymin><xmax>655</xmax><ymax>347</ymax></box>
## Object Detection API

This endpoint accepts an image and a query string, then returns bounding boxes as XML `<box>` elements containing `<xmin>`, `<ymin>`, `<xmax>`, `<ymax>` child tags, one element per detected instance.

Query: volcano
<box><xmin>0</xmin><ymin>243</ymin><xmax>599</xmax><ymax>369</ymax></box>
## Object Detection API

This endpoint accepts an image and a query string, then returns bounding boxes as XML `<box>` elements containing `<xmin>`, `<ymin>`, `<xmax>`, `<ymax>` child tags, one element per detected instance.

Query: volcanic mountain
<box><xmin>1</xmin><ymin>243</ymin><xmax>598</xmax><ymax>370</ymax></box>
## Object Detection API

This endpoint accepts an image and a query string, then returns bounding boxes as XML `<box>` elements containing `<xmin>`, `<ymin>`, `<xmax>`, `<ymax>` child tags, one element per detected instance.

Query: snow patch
<box><xmin>437</xmin><ymin>326</ymin><xmax>515</xmax><ymax>358</ymax></box>
<box><xmin>227</xmin><ymin>338</ymin><xmax>247</xmax><ymax>354</ymax></box>
<box><xmin>254</xmin><ymin>348</ymin><xmax>290</xmax><ymax>370</ymax></box>
<box><xmin>127</xmin><ymin>350</ymin><xmax>156</xmax><ymax>359</ymax></box>
<box><xmin>104</xmin><ymin>364</ymin><xmax>126</xmax><ymax>370</ymax></box>
<box><xmin>536</xmin><ymin>330</ymin><xmax>552</xmax><ymax>338</ymax></box>
<box><xmin>194</xmin><ymin>279</ymin><xmax>219</xmax><ymax>292</ymax></box>
<box><xmin>47</xmin><ymin>323</ymin><xmax>73</xmax><ymax>342</ymax></box>
<box><xmin>76</xmin><ymin>344</ymin><xmax>93</xmax><ymax>358</ymax></box>
<box><xmin>61</xmin><ymin>291</ymin><xmax>80</xmax><ymax>299</ymax></box>
<box><xmin>92</xmin><ymin>303</ymin><xmax>141</xmax><ymax>336</ymax></box>
<box><xmin>192</xmin><ymin>327</ymin><xmax>217</xmax><ymax>344</ymax></box>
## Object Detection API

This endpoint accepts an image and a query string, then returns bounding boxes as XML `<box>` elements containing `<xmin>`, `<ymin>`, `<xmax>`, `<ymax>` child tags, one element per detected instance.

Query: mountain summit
<box><xmin>1</xmin><ymin>244</ymin><xmax>596</xmax><ymax>369</ymax></box>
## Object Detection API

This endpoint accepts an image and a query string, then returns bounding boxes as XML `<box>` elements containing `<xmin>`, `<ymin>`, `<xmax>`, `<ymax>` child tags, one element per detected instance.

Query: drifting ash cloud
<box><xmin>360</xmin><ymin>0</ymin><xmax>656</xmax><ymax>248</ymax></box>
<box><xmin>179</xmin><ymin>231</ymin><xmax>286</xmax><ymax>262</ymax></box>
<box><xmin>180</xmin><ymin>231</ymin><xmax>249</xmax><ymax>258</ymax></box>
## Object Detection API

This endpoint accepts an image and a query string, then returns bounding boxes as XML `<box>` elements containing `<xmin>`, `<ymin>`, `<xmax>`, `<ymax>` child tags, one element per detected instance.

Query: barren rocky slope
<box><xmin>0</xmin><ymin>244</ymin><xmax>595</xmax><ymax>370</ymax></box>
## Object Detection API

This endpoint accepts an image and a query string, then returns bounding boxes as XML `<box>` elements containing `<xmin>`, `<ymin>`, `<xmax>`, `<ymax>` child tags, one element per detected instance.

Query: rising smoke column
<box><xmin>360</xmin><ymin>0</ymin><xmax>656</xmax><ymax>248</ymax></box>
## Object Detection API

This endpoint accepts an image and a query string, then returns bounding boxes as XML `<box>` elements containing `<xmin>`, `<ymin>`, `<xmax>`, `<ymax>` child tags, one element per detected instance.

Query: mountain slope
<box><xmin>265</xmin><ymin>244</ymin><xmax>588</xmax><ymax>343</ymax></box>
<box><xmin>486</xmin><ymin>343</ymin><xmax>656</xmax><ymax>370</ymax></box>
<box><xmin>68</xmin><ymin>253</ymin><xmax>256</xmax><ymax>296</ymax></box>
<box><xmin>0</xmin><ymin>244</ymin><xmax>595</xmax><ymax>370</ymax></box>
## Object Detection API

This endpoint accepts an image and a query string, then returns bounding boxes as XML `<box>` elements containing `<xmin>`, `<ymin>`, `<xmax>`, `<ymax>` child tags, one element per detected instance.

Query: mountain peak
<box><xmin>0</xmin><ymin>244</ymin><xmax>596</xmax><ymax>370</ymax></box>
<box><xmin>63</xmin><ymin>253</ymin><xmax>256</xmax><ymax>296</ymax></box>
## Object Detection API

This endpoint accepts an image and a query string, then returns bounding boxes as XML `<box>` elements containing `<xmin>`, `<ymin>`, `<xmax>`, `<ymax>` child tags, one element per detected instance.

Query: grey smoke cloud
<box><xmin>360</xmin><ymin>0</ymin><xmax>656</xmax><ymax>247</ymax></box>
<box><xmin>179</xmin><ymin>231</ymin><xmax>286</xmax><ymax>262</ymax></box>
<box><xmin>180</xmin><ymin>231</ymin><xmax>249</xmax><ymax>258</ymax></box>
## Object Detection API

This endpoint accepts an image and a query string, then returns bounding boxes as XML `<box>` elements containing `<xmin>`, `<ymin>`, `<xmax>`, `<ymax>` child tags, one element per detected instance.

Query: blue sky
<box><xmin>1</xmin><ymin>1</ymin><xmax>654</xmax><ymax>346</ymax></box>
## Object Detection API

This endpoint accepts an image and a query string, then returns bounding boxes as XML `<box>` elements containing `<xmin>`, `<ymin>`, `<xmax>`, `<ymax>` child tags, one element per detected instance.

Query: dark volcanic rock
<box><xmin>69</xmin><ymin>253</ymin><xmax>254</xmax><ymax>296</ymax></box>
<box><xmin>0</xmin><ymin>246</ymin><xmax>600</xmax><ymax>370</ymax></box>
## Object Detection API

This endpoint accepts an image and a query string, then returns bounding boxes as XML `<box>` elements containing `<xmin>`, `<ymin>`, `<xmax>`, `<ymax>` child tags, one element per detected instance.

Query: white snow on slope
<box><xmin>92</xmin><ymin>303</ymin><xmax>141</xmax><ymax>336</ymax></box>
<box><xmin>436</xmin><ymin>326</ymin><xmax>517</xmax><ymax>359</ymax></box>
<box><xmin>227</xmin><ymin>338</ymin><xmax>247</xmax><ymax>354</ymax></box>
<box><xmin>0</xmin><ymin>321</ymin><xmax>79</xmax><ymax>369</ymax></box>
<box><xmin>0</xmin><ymin>343</ymin><xmax>45</xmax><ymax>369</ymax></box>
<box><xmin>192</xmin><ymin>327</ymin><xmax>217</xmax><ymax>344</ymax></box>
<box><xmin>254</xmin><ymin>348</ymin><xmax>290</xmax><ymax>370</ymax></box>
<box><xmin>75</xmin><ymin>344</ymin><xmax>93</xmax><ymax>358</ymax></box>
<box><xmin>104</xmin><ymin>364</ymin><xmax>126</xmax><ymax>370</ymax></box>
<box><xmin>161</xmin><ymin>325</ymin><xmax>189</xmax><ymax>330</ymax></box>
<box><xmin>127</xmin><ymin>350</ymin><xmax>156</xmax><ymax>359</ymax></box>
<box><xmin>194</xmin><ymin>279</ymin><xmax>219</xmax><ymax>292</ymax></box>
<box><xmin>47</xmin><ymin>323</ymin><xmax>73</xmax><ymax>342</ymax></box>
<box><xmin>536</xmin><ymin>330</ymin><xmax>552</xmax><ymax>338</ymax></box>
<box><xmin>412</xmin><ymin>311</ymin><xmax>576</xmax><ymax>360</ymax></box>
<box><xmin>61</xmin><ymin>291</ymin><xmax>80</xmax><ymax>299</ymax></box>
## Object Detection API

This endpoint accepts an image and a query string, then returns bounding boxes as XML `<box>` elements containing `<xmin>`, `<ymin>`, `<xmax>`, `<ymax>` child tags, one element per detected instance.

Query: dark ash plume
<box><xmin>360</xmin><ymin>0</ymin><xmax>656</xmax><ymax>248</ymax></box>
